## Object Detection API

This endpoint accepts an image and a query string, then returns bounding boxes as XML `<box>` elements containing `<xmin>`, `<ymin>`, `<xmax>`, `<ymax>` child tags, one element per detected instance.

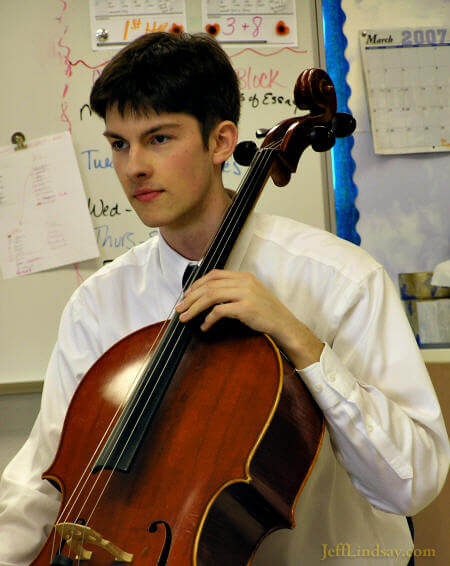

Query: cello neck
<box><xmin>191</xmin><ymin>147</ymin><xmax>277</xmax><ymax>282</ymax></box>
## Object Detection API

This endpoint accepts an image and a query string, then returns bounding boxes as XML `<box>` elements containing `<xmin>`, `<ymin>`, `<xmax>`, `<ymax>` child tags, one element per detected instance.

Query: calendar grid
<box><xmin>360</xmin><ymin>27</ymin><xmax>450</xmax><ymax>154</ymax></box>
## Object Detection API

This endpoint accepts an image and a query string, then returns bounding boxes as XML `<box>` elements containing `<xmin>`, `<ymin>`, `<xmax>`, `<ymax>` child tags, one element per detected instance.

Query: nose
<box><xmin>126</xmin><ymin>144</ymin><xmax>152</xmax><ymax>181</ymax></box>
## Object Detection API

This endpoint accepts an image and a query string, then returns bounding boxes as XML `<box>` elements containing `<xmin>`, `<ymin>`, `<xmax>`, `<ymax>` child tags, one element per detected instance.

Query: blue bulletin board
<box><xmin>321</xmin><ymin>0</ymin><xmax>450</xmax><ymax>286</ymax></box>
<box><xmin>322</xmin><ymin>0</ymin><xmax>360</xmax><ymax>246</ymax></box>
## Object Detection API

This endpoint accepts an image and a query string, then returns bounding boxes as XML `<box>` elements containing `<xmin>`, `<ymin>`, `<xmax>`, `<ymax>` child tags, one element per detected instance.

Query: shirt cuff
<box><xmin>295</xmin><ymin>343</ymin><xmax>357</xmax><ymax>410</ymax></box>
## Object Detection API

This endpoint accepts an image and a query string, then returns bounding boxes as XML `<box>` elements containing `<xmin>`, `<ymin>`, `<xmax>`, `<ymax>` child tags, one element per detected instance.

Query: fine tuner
<box><xmin>233</xmin><ymin>112</ymin><xmax>356</xmax><ymax>166</ymax></box>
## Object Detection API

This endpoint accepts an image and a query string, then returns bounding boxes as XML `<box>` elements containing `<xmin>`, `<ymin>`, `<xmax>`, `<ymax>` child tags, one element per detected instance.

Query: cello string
<box><xmin>80</xmin><ymin>148</ymin><xmax>276</xmax><ymax>510</ymax></box>
<box><xmin>87</xmin><ymin>149</ymin><xmax>274</xmax><ymax>484</ymax></box>
<box><xmin>77</xmin><ymin>146</ymin><xmax>278</xmax><ymax>521</ymax></box>
<box><xmin>54</xmin><ymin>140</ymin><xmax>282</xmax><ymax>552</ymax></box>
<box><xmin>51</xmin><ymin>142</ymin><xmax>280</xmax><ymax>562</ymax></box>
<box><xmin>55</xmin><ymin>288</ymin><xmax>198</xmax><ymax>526</ymax></box>
<box><xmin>53</xmin><ymin>281</ymin><xmax>202</xmax><ymax>544</ymax></box>
<box><xmin>50</xmin><ymin>292</ymin><xmax>189</xmax><ymax>554</ymax></box>
<box><xmin>53</xmin><ymin>271</ymin><xmax>196</xmax><ymax>529</ymax></box>
<box><xmin>63</xmin><ymin>142</ymin><xmax>280</xmax><ymax>534</ymax></box>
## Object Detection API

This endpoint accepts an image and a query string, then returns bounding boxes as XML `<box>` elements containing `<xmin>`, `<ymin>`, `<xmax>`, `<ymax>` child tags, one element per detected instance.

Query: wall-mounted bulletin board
<box><xmin>0</xmin><ymin>0</ymin><xmax>330</xmax><ymax>391</ymax></box>
<box><xmin>335</xmin><ymin>0</ymin><xmax>450</xmax><ymax>286</ymax></box>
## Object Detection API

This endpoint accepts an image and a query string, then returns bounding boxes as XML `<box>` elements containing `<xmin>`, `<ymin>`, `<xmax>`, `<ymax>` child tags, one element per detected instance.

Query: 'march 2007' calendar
<box><xmin>360</xmin><ymin>27</ymin><xmax>449</xmax><ymax>154</ymax></box>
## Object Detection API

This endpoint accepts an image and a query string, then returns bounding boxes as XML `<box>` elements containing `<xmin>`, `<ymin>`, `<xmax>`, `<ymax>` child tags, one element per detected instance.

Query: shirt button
<box><xmin>366</xmin><ymin>423</ymin><xmax>374</xmax><ymax>433</ymax></box>
<box><xmin>328</xmin><ymin>372</ymin><xmax>336</xmax><ymax>382</ymax></box>
<box><xmin>314</xmin><ymin>384</ymin><xmax>323</xmax><ymax>393</ymax></box>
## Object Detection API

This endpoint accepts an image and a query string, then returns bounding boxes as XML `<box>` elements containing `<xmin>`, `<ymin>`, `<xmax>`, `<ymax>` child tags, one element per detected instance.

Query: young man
<box><xmin>0</xmin><ymin>32</ymin><xmax>448</xmax><ymax>565</ymax></box>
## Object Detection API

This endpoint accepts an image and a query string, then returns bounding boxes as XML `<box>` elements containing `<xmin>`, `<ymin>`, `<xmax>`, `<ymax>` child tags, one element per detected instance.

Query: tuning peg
<box><xmin>255</xmin><ymin>128</ymin><xmax>270</xmax><ymax>138</ymax></box>
<box><xmin>331</xmin><ymin>113</ymin><xmax>356</xmax><ymax>138</ymax></box>
<box><xmin>233</xmin><ymin>140</ymin><xmax>258</xmax><ymax>166</ymax></box>
<box><xmin>309</xmin><ymin>126</ymin><xmax>335</xmax><ymax>152</ymax></box>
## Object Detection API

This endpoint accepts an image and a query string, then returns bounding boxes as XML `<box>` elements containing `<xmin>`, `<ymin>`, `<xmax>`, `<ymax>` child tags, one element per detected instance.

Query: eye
<box><xmin>151</xmin><ymin>134</ymin><xmax>169</xmax><ymax>145</ymax></box>
<box><xmin>110</xmin><ymin>139</ymin><xmax>128</xmax><ymax>151</ymax></box>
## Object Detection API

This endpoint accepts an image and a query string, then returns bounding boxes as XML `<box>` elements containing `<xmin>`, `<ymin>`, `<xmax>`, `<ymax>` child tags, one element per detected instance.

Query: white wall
<box><xmin>0</xmin><ymin>394</ymin><xmax>41</xmax><ymax>475</ymax></box>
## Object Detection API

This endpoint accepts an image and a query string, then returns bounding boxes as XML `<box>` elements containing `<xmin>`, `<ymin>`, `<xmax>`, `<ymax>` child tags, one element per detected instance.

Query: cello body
<box><xmin>32</xmin><ymin>320</ymin><xmax>323</xmax><ymax>566</ymax></box>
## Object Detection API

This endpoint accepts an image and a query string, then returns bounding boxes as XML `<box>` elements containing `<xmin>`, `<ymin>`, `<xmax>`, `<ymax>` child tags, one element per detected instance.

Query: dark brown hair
<box><xmin>90</xmin><ymin>32</ymin><xmax>240</xmax><ymax>146</ymax></box>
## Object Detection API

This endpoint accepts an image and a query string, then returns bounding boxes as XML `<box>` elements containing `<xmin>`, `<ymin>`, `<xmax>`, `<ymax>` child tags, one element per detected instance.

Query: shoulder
<box><xmin>250</xmin><ymin>213</ymin><xmax>382</xmax><ymax>285</ymax></box>
<box><xmin>90</xmin><ymin>235</ymin><xmax>158</xmax><ymax>281</ymax></box>
<box><xmin>70</xmin><ymin>236</ymin><xmax>159</xmax><ymax>311</ymax></box>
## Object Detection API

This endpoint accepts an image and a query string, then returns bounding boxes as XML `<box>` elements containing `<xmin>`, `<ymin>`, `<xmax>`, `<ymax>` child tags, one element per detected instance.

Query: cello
<box><xmin>31</xmin><ymin>68</ymin><xmax>355</xmax><ymax>566</ymax></box>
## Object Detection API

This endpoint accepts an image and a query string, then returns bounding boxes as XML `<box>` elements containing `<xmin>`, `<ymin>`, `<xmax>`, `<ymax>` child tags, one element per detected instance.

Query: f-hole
<box><xmin>148</xmin><ymin>520</ymin><xmax>172</xmax><ymax>566</ymax></box>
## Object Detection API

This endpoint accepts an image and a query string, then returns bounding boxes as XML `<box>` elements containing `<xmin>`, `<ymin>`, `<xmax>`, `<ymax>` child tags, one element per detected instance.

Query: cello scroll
<box><xmin>234</xmin><ymin>68</ymin><xmax>356</xmax><ymax>187</ymax></box>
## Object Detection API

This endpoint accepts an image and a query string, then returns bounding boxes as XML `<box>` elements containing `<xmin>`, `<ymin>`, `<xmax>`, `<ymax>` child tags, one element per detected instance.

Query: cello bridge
<box><xmin>55</xmin><ymin>523</ymin><xmax>134</xmax><ymax>562</ymax></box>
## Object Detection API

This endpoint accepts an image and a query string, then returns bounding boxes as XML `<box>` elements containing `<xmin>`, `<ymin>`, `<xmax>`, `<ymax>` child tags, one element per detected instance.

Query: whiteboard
<box><xmin>0</xmin><ymin>0</ymin><xmax>330</xmax><ymax>389</ymax></box>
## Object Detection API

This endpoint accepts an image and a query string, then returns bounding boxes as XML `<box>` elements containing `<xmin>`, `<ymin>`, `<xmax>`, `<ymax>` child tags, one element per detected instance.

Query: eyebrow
<box><xmin>103</xmin><ymin>123</ymin><xmax>181</xmax><ymax>139</ymax></box>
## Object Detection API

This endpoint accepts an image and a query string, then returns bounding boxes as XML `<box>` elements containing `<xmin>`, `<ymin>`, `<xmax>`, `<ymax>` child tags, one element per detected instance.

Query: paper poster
<box><xmin>360</xmin><ymin>26</ymin><xmax>450</xmax><ymax>154</ymax></box>
<box><xmin>202</xmin><ymin>0</ymin><xmax>297</xmax><ymax>46</ymax></box>
<box><xmin>90</xmin><ymin>0</ymin><xmax>187</xmax><ymax>50</ymax></box>
<box><xmin>0</xmin><ymin>132</ymin><xmax>99</xmax><ymax>279</ymax></box>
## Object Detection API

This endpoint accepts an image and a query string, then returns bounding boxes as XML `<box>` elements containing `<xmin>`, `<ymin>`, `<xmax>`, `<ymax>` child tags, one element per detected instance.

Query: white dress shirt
<box><xmin>0</xmin><ymin>213</ymin><xmax>448</xmax><ymax>565</ymax></box>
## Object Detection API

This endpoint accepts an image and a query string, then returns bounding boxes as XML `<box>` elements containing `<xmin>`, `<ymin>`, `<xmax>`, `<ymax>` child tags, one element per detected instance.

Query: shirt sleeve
<box><xmin>297</xmin><ymin>266</ymin><xmax>449</xmax><ymax>516</ymax></box>
<box><xmin>0</xmin><ymin>290</ymin><xmax>102</xmax><ymax>566</ymax></box>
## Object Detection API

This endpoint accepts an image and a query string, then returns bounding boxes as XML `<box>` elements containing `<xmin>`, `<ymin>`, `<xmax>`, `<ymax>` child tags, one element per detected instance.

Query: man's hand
<box><xmin>175</xmin><ymin>269</ymin><xmax>324</xmax><ymax>370</ymax></box>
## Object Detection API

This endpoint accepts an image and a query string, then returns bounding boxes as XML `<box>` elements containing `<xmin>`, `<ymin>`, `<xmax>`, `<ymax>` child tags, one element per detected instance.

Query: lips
<box><xmin>133</xmin><ymin>188</ymin><xmax>163</xmax><ymax>202</ymax></box>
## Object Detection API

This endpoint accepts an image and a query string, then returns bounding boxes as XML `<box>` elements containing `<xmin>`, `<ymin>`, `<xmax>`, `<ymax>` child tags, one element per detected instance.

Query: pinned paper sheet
<box><xmin>90</xmin><ymin>0</ymin><xmax>187</xmax><ymax>50</ymax></box>
<box><xmin>0</xmin><ymin>131</ymin><xmax>99</xmax><ymax>279</ymax></box>
<box><xmin>202</xmin><ymin>0</ymin><xmax>297</xmax><ymax>46</ymax></box>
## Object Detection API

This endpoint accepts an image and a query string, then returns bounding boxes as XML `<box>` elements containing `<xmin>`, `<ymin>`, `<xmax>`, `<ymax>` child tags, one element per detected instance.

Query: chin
<box><xmin>138</xmin><ymin>214</ymin><xmax>174</xmax><ymax>229</ymax></box>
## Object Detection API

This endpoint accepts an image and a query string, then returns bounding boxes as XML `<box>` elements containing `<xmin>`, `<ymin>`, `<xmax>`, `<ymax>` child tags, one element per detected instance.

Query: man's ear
<box><xmin>210</xmin><ymin>121</ymin><xmax>239</xmax><ymax>166</ymax></box>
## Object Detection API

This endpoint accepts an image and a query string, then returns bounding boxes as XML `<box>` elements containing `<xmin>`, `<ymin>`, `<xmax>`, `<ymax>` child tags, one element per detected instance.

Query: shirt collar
<box><xmin>156</xmin><ymin>211</ymin><xmax>257</xmax><ymax>289</ymax></box>
<box><xmin>157</xmin><ymin>232</ymin><xmax>194</xmax><ymax>297</ymax></box>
